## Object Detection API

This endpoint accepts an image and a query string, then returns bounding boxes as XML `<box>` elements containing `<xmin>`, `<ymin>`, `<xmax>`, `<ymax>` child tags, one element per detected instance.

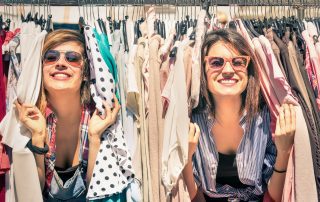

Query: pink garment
<box><xmin>315</xmin><ymin>42</ymin><xmax>320</xmax><ymax>62</ymax></box>
<box><xmin>237</xmin><ymin>23</ymin><xmax>299</xmax><ymax>202</ymax></box>
<box><xmin>307</xmin><ymin>22</ymin><xmax>318</xmax><ymax>42</ymax></box>
<box><xmin>258</xmin><ymin>36</ymin><xmax>298</xmax><ymax>107</ymax></box>
<box><xmin>302</xmin><ymin>30</ymin><xmax>320</xmax><ymax>109</ymax></box>
<box><xmin>252</xmin><ymin>38</ymin><xmax>279</xmax><ymax>131</ymax></box>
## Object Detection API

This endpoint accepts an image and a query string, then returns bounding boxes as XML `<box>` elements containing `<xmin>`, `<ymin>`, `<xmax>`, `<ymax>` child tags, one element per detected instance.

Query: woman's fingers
<box><xmin>101</xmin><ymin>101</ymin><xmax>111</xmax><ymax>120</ymax></box>
<box><xmin>275</xmin><ymin>117</ymin><xmax>281</xmax><ymax>137</ymax></box>
<box><xmin>25</xmin><ymin>108</ymin><xmax>39</xmax><ymax>118</ymax></box>
<box><xmin>290</xmin><ymin>104</ymin><xmax>296</xmax><ymax>134</ymax></box>
<box><xmin>283</xmin><ymin>104</ymin><xmax>292</xmax><ymax>135</ymax></box>
<box><xmin>189</xmin><ymin>123</ymin><xmax>200</xmax><ymax>143</ymax></box>
<box><xmin>111</xmin><ymin>94</ymin><xmax>121</xmax><ymax>121</ymax></box>
<box><xmin>14</xmin><ymin>100</ymin><xmax>21</xmax><ymax>111</ymax></box>
<box><xmin>188</xmin><ymin>123</ymin><xmax>195</xmax><ymax>141</ymax></box>
<box><xmin>15</xmin><ymin>100</ymin><xmax>39</xmax><ymax>121</ymax></box>
<box><xmin>194</xmin><ymin>123</ymin><xmax>200</xmax><ymax>141</ymax></box>
<box><xmin>279</xmin><ymin>106</ymin><xmax>286</xmax><ymax>135</ymax></box>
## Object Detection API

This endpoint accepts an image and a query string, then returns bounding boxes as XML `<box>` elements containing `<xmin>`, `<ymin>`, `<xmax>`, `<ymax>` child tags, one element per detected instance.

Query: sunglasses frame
<box><xmin>43</xmin><ymin>50</ymin><xmax>84</xmax><ymax>68</ymax></box>
<box><xmin>204</xmin><ymin>55</ymin><xmax>251</xmax><ymax>72</ymax></box>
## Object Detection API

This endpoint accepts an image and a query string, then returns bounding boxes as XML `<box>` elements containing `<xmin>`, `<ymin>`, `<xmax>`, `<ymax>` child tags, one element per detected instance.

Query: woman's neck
<box><xmin>47</xmin><ymin>93</ymin><xmax>82</xmax><ymax>125</ymax></box>
<box><xmin>213</xmin><ymin>95</ymin><xmax>242</xmax><ymax>126</ymax></box>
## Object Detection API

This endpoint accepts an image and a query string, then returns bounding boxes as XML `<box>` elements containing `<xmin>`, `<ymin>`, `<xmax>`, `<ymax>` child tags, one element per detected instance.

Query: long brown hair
<box><xmin>197</xmin><ymin>29</ymin><xmax>261</xmax><ymax>124</ymax></box>
<box><xmin>36</xmin><ymin>29</ymin><xmax>91</xmax><ymax>114</ymax></box>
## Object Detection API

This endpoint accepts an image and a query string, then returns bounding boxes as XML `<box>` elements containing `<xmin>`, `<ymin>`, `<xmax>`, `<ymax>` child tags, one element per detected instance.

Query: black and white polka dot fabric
<box><xmin>84</xmin><ymin>26</ymin><xmax>135</xmax><ymax>200</ymax></box>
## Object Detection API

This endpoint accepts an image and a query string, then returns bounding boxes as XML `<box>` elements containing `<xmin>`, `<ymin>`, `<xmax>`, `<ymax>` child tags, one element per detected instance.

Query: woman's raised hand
<box><xmin>275</xmin><ymin>103</ymin><xmax>296</xmax><ymax>154</ymax></box>
<box><xmin>188</xmin><ymin>122</ymin><xmax>201</xmax><ymax>161</ymax></box>
<box><xmin>14</xmin><ymin>100</ymin><xmax>47</xmax><ymax>142</ymax></box>
<box><xmin>88</xmin><ymin>94</ymin><xmax>121</xmax><ymax>142</ymax></box>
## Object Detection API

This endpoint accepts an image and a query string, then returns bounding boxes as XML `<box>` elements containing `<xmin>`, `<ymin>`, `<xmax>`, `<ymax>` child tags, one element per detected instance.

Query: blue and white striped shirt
<box><xmin>191</xmin><ymin>107</ymin><xmax>276</xmax><ymax>201</ymax></box>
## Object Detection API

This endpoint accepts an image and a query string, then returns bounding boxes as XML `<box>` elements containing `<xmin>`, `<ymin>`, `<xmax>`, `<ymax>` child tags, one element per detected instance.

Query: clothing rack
<box><xmin>0</xmin><ymin>0</ymin><xmax>317</xmax><ymax>6</ymax></box>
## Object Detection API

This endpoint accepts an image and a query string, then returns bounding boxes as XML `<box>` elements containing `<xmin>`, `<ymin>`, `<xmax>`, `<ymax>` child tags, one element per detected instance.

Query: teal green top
<box><xmin>93</xmin><ymin>28</ymin><xmax>120</xmax><ymax>101</ymax></box>
<box><xmin>89</xmin><ymin>191</ymin><xmax>126</xmax><ymax>202</ymax></box>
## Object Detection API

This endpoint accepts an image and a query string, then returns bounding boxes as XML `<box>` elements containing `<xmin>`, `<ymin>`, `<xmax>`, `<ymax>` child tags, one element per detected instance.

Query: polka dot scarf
<box><xmin>84</xmin><ymin>26</ymin><xmax>135</xmax><ymax>200</ymax></box>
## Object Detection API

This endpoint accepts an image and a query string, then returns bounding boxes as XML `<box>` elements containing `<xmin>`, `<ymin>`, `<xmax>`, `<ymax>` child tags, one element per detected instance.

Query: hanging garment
<box><xmin>6</xmin><ymin>33</ymin><xmax>21</xmax><ymax>112</ymax></box>
<box><xmin>190</xmin><ymin>10</ymin><xmax>207</xmax><ymax>109</ymax></box>
<box><xmin>84</xmin><ymin>26</ymin><xmax>134</xmax><ymax>200</ymax></box>
<box><xmin>147</xmin><ymin>34</ymin><xmax>166</xmax><ymax>202</ymax></box>
<box><xmin>273</xmin><ymin>32</ymin><xmax>320</xmax><ymax>202</ymax></box>
<box><xmin>159</xmin><ymin>32</ymin><xmax>175</xmax><ymax>93</ymax></box>
<box><xmin>287</xmin><ymin>41</ymin><xmax>312</xmax><ymax>110</ymax></box>
<box><xmin>238</xmin><ymin>21</ymin><xmax>317</xmax><ymax>201</ymax></box>
<box><xmin>0</xmin><ymin>29</ymin><xmax>7</xmax><ymax>202</ymax></box>
<box><xmin>161</xmin><ymin>41</ymin><xmax>179</xmax><ymax>117</ymax></box>
<box><xmin>125</xmin><ymin>44</ymin><xmax>140</xmax><ymax>160</ymax></box>
<box><xmin>161</xmin><ymin>40</ymin><xmax>189</xmax><ymax>195</ymax></box>
<box><xmin>302</xmin><ymin>30</ymin><xmax>320</xmax><ymax>109</ymax></box>
<box><xmin>134</xmin><ymin>35</ymin><xmax>153</xmax><ymax>202</ymax></box>
<box><xmin>91</xmin><ymin>190</ymin><xmax>126</xmax><ymax>202</ymax></box>
<box><xmin>0</xmin><ymin>29</ymin><xmax>7</xmax><ymax>125</ymax></box>
<box><xmin>264</xmin><ymin>28</ymin><xmax>287</xmax><ymax>78</ymax></box>
<box><xmin>0</xmin><ymin>22</ymin><xmax>46</xmax><ymax>202</ymax></box>
<box><xmin>92</xmin><ymin>29</ymin><xmax>118</xmax><ymax>88</ymax></box>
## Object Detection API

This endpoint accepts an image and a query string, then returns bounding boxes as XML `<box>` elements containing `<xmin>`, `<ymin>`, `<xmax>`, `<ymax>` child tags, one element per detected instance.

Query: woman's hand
<box><xmin>275</xmin><ymin>103</ymin><xmax>296</xmax><ymax>154</ymax></box>
<box><xmin>188</xmin><ymin>123</ymin><xmax>200</xmax><ymax>161</ymax></box>
<box><xmin>88</xmin><ymin>94</ymin><xmax>121</xmax><ymax>142</ymax></box>
<box><xmin>14</xmin><ymin>100</ymin><xmax>46</xmax><ymax>142</ymax></box>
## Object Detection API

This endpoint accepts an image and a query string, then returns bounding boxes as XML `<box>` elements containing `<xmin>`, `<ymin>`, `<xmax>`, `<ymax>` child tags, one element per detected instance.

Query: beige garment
<box><xmin>126</xmin><ymin>45</ymin><xmax>140</xmax><ymax>118</ymax></box>
<box><xmin>159</xmin><ymin>33</ymin><xmax>175</xmax><ymax>93</ymax></box>
<box><xmin>160</xmin><ymin>53</ymin><xmax>170</xmax><ymax>93</ymax></box>
<box><xmin>148</xmin><ymin>35</ymin><xmax>166</xmax><ymax>202</ymax></box>
<box><xmin>161</xmin><ymin>41</ymin><xmax>190</xmax><ymax>194</ymax></box>
<box><xmin>184</xmin><ymin>41</ymin><xmax>195</xmax><ymax>115</ymax></box>
<box><xmin>13</xmin><ymin>149</ymin><xmax>43</xmax><ymax>202</ymax></box>
<box><xmin>134</xmin><ymin>37</ymin><xmax>153</xmax><ymax>202</ymax></box>
<box><xmin>287</xmin><ymin>41</ymin><xmax>313</xmax><ymax>111</ymax></box>
<box><xmin>293</xmin><ymin>106</ymin><xmax>318</xmax><ymax>202</ymax></box>
<box><xmin>190</xmin><ymin>10</ymin><xmax>207</xmax><ymax>109</ymax></box>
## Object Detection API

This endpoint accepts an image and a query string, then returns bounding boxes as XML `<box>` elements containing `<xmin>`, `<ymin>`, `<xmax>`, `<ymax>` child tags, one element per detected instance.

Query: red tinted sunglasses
<box><xmin>43</xmin><ymin>50</ymin><xmax>84</xmax><ymax>67</ymax></box>
<box><xmin>205</xmin><ymin>56</ymin><xmax>250</xmax><ymax>72</ymax></box>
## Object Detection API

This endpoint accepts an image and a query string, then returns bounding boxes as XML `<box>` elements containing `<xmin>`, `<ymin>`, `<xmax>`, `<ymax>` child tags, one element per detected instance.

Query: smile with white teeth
<box><xmin>53</xmin><ymin>74</ymin><xmax>69</xmax><ymax>78</ymax></box>
<box><xmin>219</xmin><ymin>79</ymin><xmax>238</xmax><ymax>84</ymax></box>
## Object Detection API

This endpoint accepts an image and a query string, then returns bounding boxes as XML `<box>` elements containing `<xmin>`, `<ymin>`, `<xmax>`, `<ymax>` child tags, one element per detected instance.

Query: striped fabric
<box><xmin>191</xmin><ymin>107</ymin><xmax>276</xmax><ymax>201</ymax></box>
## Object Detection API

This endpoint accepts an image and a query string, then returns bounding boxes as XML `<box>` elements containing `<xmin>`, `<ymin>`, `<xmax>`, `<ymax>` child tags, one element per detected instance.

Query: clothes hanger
<box><xmin>169</xmin><ymin>0</ymin><xmax>180</xmax><ymax>58</ymax></box>
<box><xmin>188</xmin><ymin>0</ymin><xmax>197</xmax><ymax>40</ymax></box>
<box><xmin>96</xmin><ymin>0</ymin><xmax>107</xmax><ymax>34</ymax></box>
<box><xmin>122</xmin><ymin>2</ymin><xmax>129</xmax><ymax>52</ymax></box>
<box><xmin>240</xmin><ymin>0</ymin><xmax>259</xmax><ymax>38</ymax></box>
<box><xmin>113</xmin><ymin>0</ymin><xmax>120</xmax><ymax>30</ymax></box>
<box><xmin>45</xmin><ymin>1</ymin><xmax>52</xmax><ymax>32</ymax></box>
<box><xmin>133</xmin><ymin>0</ymin><xmax>139</xmax><ymax>44</ymax></box>
<box><xmin>78</xmin><ymin>0</ymin><xmax>86</xmax><ymax>31</ymax></box>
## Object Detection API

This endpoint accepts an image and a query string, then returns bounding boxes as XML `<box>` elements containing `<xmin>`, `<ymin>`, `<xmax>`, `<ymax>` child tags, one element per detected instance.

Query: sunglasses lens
<box><xmin>208</xmin><ymin>57</ymin><xmax>224</xmax><ymax>69</ymax></box>
<box><xmin>232</xmin><ymin>57</ymin><xmax>248</xmax><ymax>68</ymax></box>
<box><xmin>65</xmin><ymin>51</ymin><xmax>83</xmax><ymax>67</ymax></box>
<box><xmin>43</xmin><ymin>50</ymin><xmax>59</xmax><ymax>65</ymax></box>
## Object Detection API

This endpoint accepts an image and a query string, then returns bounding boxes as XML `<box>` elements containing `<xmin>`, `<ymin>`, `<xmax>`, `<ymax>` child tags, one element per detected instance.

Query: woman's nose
<box><xmin>55</xmin><ymin>54</ymin><xmax>68</xmax><ymax>69</ymax></box>
<box><xmin>221</xmin><ymin>61</ymin><xmax>235</xmax><ymax>73</ymax></box>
